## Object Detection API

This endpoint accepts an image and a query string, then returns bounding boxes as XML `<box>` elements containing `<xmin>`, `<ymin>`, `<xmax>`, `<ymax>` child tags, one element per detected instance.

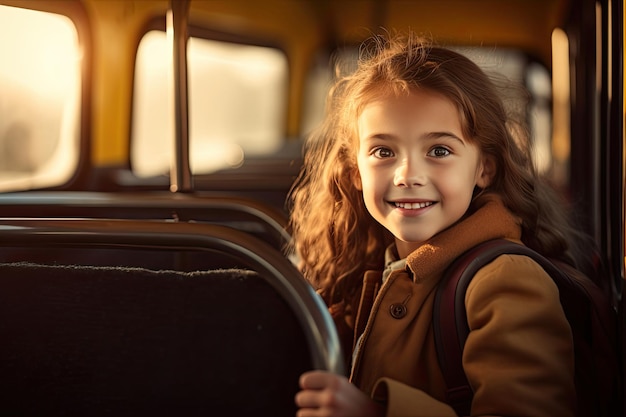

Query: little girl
<box><xmin>288</xmin><ymin>32</ymin><xmax>589</xmax><ymax>416</ymax></box>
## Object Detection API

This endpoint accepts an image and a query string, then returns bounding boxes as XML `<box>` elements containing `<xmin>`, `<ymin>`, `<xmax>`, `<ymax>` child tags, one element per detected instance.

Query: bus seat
<box><xmin>0</xmin><ymin>264</ymin><xmax>310</xmax><ymax>416</ymax></box>
<box><xmin>0</xmin><ymin>218</ymin><xmax>344</xmax><ymax>416</ymax></box>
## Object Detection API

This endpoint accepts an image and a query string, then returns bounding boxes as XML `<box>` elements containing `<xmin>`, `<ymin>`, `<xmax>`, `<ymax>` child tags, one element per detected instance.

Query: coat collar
<box><xmin>405</xmin><ymin>194</ymin><xmax>522</xmax><ymax>283</ymax></box>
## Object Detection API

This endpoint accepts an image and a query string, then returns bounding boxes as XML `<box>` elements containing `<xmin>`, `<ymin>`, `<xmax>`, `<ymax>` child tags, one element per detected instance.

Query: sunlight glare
<box><xmin>0</xmin><ymin>5</ymin><xmax>81</xmax><ymax>190</ymax></box>
<box><xmin>0</xmin><ymin>5</ymin><xmax>81</xmax><ymax>98</ymax></box>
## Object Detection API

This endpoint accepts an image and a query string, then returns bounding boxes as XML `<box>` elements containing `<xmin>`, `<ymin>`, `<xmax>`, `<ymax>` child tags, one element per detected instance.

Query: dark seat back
<box><xmin>0</xmin><ymin>263</ymin><xmax>318</xmax><ymax>416</ymax></box>
<box><xmin>0</xmin><ymin>218</ymin><xmax>344</xmax><ymax>416</ymax></box>
<box><xmin>0</xmin><ymin>264</ymin><xmax>309</xmax><ymax>416</ymax></box>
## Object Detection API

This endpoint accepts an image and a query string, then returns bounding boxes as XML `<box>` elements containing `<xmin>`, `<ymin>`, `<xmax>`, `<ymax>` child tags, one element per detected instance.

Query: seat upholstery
<box><xmin>0</xmin><ymin>263</ymin><xmax>311</xmax><ymax>416</ymax></box>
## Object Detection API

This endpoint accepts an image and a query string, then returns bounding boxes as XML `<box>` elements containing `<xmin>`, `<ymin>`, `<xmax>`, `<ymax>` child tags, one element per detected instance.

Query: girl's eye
<box><xmin>427</xmin><ymin>146</ymin><xmax>451</xmax><ymax>158</ymax></box>
<box><xmin>372</xmin><ymin>147</ymin><xmax>394</xmax><ymax>158</ymax></box>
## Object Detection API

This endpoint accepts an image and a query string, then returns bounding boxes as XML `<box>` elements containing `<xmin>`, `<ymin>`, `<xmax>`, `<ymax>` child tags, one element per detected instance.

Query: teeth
<box><xmin>395</xmin><ymin>201</ymin><xmax>433</xmax><ymax>209</ymax></box>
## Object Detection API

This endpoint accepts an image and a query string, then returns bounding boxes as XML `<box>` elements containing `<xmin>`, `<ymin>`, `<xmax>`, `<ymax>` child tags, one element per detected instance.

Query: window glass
<box><xmin>0</xmin><ymin>5</ymin><xmax>81</xmax><ymax>191</ymax></box>
<box><xmin>132</xmin><ymin>31</ymin><xmax>288</xmax><ymax>177</ymax></box>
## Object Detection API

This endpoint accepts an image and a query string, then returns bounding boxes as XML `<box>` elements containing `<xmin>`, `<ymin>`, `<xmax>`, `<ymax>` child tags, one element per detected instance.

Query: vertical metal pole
<box><xmin>168</xmin><ymin>0</ymin><xmax>193</xmax><ymax>192</ymax></box>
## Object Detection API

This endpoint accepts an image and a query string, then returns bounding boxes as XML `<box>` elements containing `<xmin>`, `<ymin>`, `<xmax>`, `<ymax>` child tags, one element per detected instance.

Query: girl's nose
<box><xmin>394</xmin><ymin>158</ymin><xmax>426</xmax><ymax>187</ymax></box>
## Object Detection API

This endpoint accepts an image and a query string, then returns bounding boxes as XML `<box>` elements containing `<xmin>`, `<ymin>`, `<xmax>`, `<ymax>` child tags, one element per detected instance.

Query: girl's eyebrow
<box><xmin>425</xmin><ymin>131</ymin><xmax>466</xmax><ymax>145</ymax></box>
<box><xmin>362</xmin><ymin>131</ymin><xmax>466</xmax><ymax>144</ymax></box>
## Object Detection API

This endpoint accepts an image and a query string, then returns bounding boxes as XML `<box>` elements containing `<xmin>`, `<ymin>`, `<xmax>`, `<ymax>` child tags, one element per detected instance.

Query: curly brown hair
<box><xmin>287</xmin><ymin>31</ymin><xmax>589</xmax><ymax>305</ymax></box>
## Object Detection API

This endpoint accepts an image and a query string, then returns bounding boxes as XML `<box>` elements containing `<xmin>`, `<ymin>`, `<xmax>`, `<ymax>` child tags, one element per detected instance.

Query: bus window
<box><xmin>131</xmin><ymin>30</ymin><xmax>288</xmax><ymax>178</ymax></box>
<box><xmin>0</xmin><ymin>5</ymin><xmax>81</xmax><ymax>191</ymax></box>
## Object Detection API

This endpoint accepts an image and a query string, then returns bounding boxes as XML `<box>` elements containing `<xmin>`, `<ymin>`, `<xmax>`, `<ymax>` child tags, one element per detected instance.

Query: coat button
<box><xmin>389</xmin><ymin>303</ymin><xmax>407</xmax><ymax>319</ymax></box>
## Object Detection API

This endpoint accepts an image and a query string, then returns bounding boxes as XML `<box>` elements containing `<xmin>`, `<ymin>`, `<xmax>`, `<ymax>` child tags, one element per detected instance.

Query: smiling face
<box><xmin>356</xmin><ymin>88</ymin><xmax>492</xmax><ymax>258</ymax></box>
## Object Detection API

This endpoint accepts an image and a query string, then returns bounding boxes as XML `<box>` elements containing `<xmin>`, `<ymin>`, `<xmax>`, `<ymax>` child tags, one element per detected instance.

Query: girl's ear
<box><xmin>476</xmin><ymin>155</ymin><xmax>496</xmax><ymax>188</ymax></box>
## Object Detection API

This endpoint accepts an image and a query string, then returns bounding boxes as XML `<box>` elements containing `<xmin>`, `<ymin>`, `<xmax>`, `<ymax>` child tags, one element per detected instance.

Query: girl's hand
<box><xmin>295</xmin><ymin>370</ymin><xmax>385</xmax><ymax>417</ymax></box>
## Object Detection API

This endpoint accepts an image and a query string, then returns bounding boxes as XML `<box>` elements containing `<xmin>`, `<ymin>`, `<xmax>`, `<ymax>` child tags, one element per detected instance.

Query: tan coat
<box><xmin>333</xmin><ymin>196</ymin><xmax>576</xmax><ymax>416</ymax></box>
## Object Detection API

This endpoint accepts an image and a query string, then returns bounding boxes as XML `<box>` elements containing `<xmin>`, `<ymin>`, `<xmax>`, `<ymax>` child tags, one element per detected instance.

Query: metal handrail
<box><xmin>0</xmin><ymin>191</ymin><xmax>291</xmax><ymax>244</ymax></box>
<box><xmin>168</xmin><ymin>0</ymin><xmax>192</xmax><ymax>192</ymax></box>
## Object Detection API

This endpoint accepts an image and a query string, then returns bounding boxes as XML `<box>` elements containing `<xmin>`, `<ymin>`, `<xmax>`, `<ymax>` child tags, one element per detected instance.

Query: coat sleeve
<box><xmin>372</xmin><ymin>378</ymin><xmax>457</xmax><ymax>417</ymax></box>
<box><xmin>462</xmin><ymin>254</ymin><xmax>576</xmax><ymax>417</ymax></box>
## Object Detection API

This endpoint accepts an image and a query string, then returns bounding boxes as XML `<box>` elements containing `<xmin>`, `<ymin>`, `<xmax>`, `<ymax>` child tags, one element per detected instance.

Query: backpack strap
<box><xmin>432</xmin><ymin>239</ymin><xmax>573</xmax><ymax>416</ymax></box>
